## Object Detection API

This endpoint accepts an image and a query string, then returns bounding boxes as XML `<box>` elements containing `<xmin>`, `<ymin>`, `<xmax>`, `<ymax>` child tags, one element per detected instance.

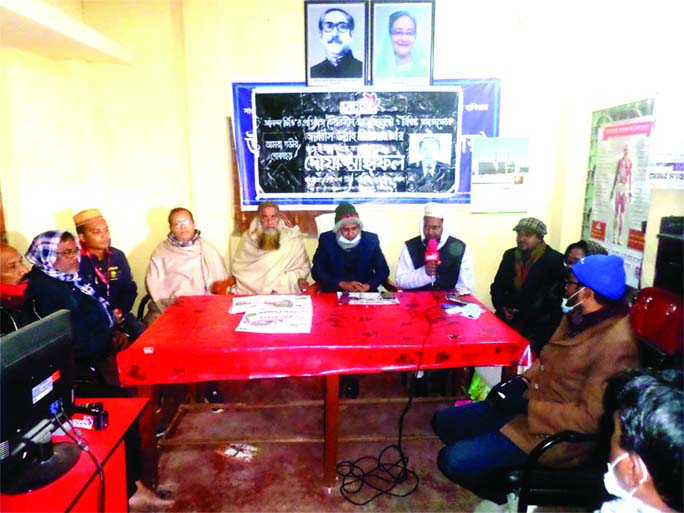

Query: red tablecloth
<box><xmin>117</xmin><ymin>291</ymin><xmax>529</xmax><ymax>386</ymax></box>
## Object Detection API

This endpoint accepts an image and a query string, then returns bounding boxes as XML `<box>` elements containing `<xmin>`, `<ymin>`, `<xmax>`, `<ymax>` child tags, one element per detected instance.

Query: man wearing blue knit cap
<box><xmin>433</xmin><ymin>254</ymin><xmax>640</xmax><ymax>507</ymax></box>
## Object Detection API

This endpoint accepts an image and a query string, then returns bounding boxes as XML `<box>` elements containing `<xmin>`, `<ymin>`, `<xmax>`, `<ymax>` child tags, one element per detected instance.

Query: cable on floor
<box><xmin>335</xmin><ymin>299</ymin><xmax>440</xmax><ymax>505</ymax></box>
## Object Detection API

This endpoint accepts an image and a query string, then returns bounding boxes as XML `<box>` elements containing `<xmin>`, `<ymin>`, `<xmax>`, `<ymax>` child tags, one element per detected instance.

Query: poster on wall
<box><xmin>231</xmin><ymin>79</ymin><xmax>500</xmax><ymax>209</ymax></box>
<box><xmin>581</xmin><ymin>99</ymin><xmax>655</xmax><ymax>288</ymax></box>
<box><xmin>305</xmin><ymin>1</ymin><xmax>368</xmax><ymax>87</ymax></box>
<box><xmin>470</xmin><ymin>137</ymin><xmax>529</xmax><ymax>213</ymax></box>
<box><xmin>370</xmin><ymin>0</ymin><xmax>434</xmax><ymax>86</ymax></box>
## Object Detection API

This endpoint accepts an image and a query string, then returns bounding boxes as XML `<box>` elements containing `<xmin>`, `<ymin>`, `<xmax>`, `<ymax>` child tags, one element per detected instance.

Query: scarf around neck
<box><xmin>167</xmin><ymin>230</ymin><xmax>201</xmax><ymax>248</ymax></box>
<box><xmin>514</xmin><ymin>241</ymin><xmax>547</xmax><ymax>290</ymax></box>
<box><xmin>25</xmin><ymin>230</ymin><xmax>113</xmax><ymax>327</ymax></box>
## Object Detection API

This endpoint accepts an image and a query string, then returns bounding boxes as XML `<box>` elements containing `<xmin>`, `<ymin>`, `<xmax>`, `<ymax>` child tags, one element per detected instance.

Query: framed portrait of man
<box><xmin>370</xmin><ymin>0</ymin><xmax>434</xmax><ymax>86</ymax></box>
<box><xmin>305</xmin><ymin>0</ymin><xmax>368</xmax><ymax>87</ymax></box>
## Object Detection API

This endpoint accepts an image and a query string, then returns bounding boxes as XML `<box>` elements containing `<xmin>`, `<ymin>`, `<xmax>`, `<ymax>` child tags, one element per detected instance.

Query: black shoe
<box><xmin>204</xmin><ymin>389</ymin><xmax>224</xmax><ymax>413</ymax></box>
<box><xmin>339</xmin><ymin>376</ymin><xmax>359</xmax><ymax>399</ymax></box>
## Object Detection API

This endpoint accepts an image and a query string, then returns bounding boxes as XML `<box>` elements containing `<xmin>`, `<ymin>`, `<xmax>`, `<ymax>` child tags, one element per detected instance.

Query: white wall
<box><xmin>2</xmin><ymin>0</ymin><xmax>682</xmax><ymax>309</ymax></box>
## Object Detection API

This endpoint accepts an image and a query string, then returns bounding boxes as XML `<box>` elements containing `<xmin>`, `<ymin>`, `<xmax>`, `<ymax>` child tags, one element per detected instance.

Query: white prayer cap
<box><xmin>422</xmin><ymin>202</ymin><xmax>445</xmax><ymax>219</ymax></box>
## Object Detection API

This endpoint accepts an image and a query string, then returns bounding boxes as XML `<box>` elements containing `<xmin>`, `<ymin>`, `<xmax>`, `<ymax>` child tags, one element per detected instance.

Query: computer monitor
<box><xmin>1</xmin><ymin>310</ymin><xmax>79</xmax><ymax>494</ymax></box>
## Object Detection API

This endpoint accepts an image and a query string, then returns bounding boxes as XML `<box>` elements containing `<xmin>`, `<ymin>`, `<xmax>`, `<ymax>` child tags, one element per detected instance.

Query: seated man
<box><xmin>25</xmin><ymin>230</ymin><xmax>130</xmax><ymax>385</ymax></box>
<box><xmin>311</xmin><ymin>202</ymin><xmax>389</xmax><ymax>292</ymax></box>
<box><xmin>144</xmin><ymin>207</ymin><xmax>229</xmax><ymax>324</ymax></box>
<box><xmin>396</xmin><ymin>202</ymin><xmax>474</xmax><ymax>292</ymax></box>
<box><xmin>74</xmin><ymin>208</ymin><xmax>145</xmax><ymax>340</ymax></box>
<box><xmin>490</xmin><ymin>217</ymin><xmax>565</xmax><ymax>355</ymax></box>
<box><xmin>231</xmin><ymin>201</ymin><xmax>311</xmax><ymax>294</ymax></box>
<box><xmin>433</xmin><ymin>255</ymin><xmax>639</xmax><ymax>505</ymax></box>
<box><xmin>601</xmin><ymin>368</ymin><xmax>683</xmax><ymax>513</ymax></box>
<box><xmin>0</xmin><ymin>242</ymin><xmax>36</xmax><ymax>335</ymax></box>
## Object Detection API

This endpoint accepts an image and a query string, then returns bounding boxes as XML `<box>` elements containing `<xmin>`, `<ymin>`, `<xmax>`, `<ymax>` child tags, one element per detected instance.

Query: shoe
<box><xmin>204</xmin><ymin>388</ymin><xmax>224</xmax><ymax>413</ymax></box>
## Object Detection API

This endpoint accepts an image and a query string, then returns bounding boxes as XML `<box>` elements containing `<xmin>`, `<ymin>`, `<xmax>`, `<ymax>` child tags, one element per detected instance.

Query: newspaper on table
<box><xmin>230</xmin><ymin>295</ymin><xmax>313</xmax><ymax>333</ymax></box>
<box><xmin>336</xmin><ymin>291</ymin><xmax>400</xmax><ymax>305</ymax></box>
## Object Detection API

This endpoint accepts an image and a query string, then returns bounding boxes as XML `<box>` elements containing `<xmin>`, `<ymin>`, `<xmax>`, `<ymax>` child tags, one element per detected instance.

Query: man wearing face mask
<box><xmin>600</xmin><ymin>368</ymin><xmax>683</xmax><ymax>513</ymax></box>
<box><xmin>0</xmin><ymin>243</ymin><xmax>36</xmax><ymax>335</ymax></box>
<box><xmin>433</xmin><ymin>254</ymin><xmax>639</xmax><ymax>506</ymax></box>
<box><xmin>311</xmin><ymin>202</ymin><xmax>389</xmax><ymax>293</ymax></box>
<box><xmin>310</xmin><ymin>8</ymin><xmax>363</xmax><ymax>79</ymax></box>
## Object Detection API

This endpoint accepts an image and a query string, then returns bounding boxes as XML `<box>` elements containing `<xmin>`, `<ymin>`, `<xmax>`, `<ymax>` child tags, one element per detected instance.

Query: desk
<box><xmin>1</xmin><ymin>397</ymin><xmax>148</xmax><ymax>512</ymax></box>
<box><xmin>117</xmin><ymin>291</ymin><xmax>528</xmax><ymax>486</ymax></box>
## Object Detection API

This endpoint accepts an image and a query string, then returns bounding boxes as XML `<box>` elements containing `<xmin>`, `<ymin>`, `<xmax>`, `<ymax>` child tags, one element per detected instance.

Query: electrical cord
<box><xmin>335</xmin><ymin>298</ymin><xmax>440</xmax><ymax>505</ymax></box>
<box><xmin>55</xmin><ymin>403</ymin><xmax>106</xmax><ymax>513</ymax></box>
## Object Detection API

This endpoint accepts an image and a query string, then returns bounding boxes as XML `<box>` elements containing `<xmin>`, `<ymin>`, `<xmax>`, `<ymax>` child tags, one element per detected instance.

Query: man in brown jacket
<box><xmin>433</xmin><ymin>255</ymin><xmax>639</xmax><ymax>504</ymax></box>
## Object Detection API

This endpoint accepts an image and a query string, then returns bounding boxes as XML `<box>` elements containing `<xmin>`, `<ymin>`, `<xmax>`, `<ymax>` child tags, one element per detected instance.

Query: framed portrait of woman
<box><xmin>370</xmin><ymin>0</ymin><xmax>434</xmax><ymax>86</ymax></box>
<box><xmin>305</xmin><ymin>0</ymin><xmax>369</xmax><ymax>87</ymax></box>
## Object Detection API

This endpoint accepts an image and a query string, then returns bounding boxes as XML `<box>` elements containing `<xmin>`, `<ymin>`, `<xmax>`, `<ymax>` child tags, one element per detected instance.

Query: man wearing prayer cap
<box><xmin>311</xmin><ymin>202</ymin><xmax>389</xmax><ymax>292</ymax></box>
<box><xmin>74</xmin><ymin>208</ymin><xmax>145</xmax><ymax>341</ymax></box>
<box><xmin>396</xmin><ymin>202</ymin><xmax>474</xmax><ymax>292</ymax></box>
<box><xmin>490</xmin><ymin>216</ymin><xmax>565</xmax><ymax>355</ymax></box>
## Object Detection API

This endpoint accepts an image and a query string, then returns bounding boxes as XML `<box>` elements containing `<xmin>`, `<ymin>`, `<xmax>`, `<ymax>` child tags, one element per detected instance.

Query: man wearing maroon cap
<box><xmin>74</xmin><ymin>208</ymin><xmax>145</xmax><ymax>341</ymax></box>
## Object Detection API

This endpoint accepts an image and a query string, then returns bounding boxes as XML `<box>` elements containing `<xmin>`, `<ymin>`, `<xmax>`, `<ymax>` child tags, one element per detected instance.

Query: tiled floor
<box><xmin>130</xmin><ymin>372</ymin><xmax>484</xmax><ymax>512</ymax></box>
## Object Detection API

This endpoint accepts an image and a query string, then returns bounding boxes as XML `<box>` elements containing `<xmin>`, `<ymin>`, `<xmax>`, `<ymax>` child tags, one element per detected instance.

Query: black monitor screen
<box><xmin>1</xmin><ymin>309</ymin><xmax>77</xmax><ymax>493</ymax></box>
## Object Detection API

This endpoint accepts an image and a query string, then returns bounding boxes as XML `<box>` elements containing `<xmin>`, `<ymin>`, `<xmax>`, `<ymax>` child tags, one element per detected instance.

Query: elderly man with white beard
<box><xmin>230</xmin><ymin>201</ymin><xmax>311</xmax><ymax>295</ymax></box>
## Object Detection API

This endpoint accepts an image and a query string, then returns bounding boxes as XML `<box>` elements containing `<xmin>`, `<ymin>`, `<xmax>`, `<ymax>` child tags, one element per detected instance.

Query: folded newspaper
<box><xmin>337</xmin><ymin>291</ymin><xmax>400</xmax><ymax>305</ymax></box>
<box><xmin>230</xmin><ymin>295</ymin><xmax>313</xmax><ymax>334</ymax></box>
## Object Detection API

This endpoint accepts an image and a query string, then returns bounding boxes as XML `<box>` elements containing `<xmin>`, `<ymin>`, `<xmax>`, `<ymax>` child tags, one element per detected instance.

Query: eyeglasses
<box><xmin>321</xmin><ymin>21</ymin><xmax>350</xmax><ymax>33</ymax></box>
<box><xmin>391</xmin><ymin>30</ymin><xmax>416</xmax><ymax>37</ymax></box>
<box><xmin>173</xmin><ymin>219</ymin><xmax>192</xmax><ymax>228</ymax></box>
<box><xmin>57</xmin><ymin>248</ymin><xmax>80</xmax><ymax>257</ymax></box>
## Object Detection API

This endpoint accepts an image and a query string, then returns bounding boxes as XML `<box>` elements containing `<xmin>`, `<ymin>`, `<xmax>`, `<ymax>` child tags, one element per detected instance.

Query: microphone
<box><xmin>425</xmin><ymin>239</ymin><xmax>440</xmax><ymax>286</ymax></box>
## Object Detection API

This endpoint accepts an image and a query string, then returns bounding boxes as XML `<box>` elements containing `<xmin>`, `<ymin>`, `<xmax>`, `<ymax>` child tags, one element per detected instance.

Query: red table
<box><xmin>117</xmin><ymin>291</ymin><xmax>529</xmax><ymax>486</ymax></box>
<box><xmin>1</xmin><ymin>398</ymin><xmax>148</xmax><ymax>512</ymax></box>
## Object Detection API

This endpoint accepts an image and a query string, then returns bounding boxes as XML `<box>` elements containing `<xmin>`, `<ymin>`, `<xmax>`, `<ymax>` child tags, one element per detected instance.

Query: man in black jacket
<box><xmin>74</xmin><ymin>208</ymin><xmax>145</xmax><ymax>341</ymax></box>
<box><xmin>25</xmin><ymin>230</ymin><xmax>130</xmax><ymax>385</ymax></box>
<box><xmin>490</xmin><ymin>217</ymin><xmax>565</xmax><ymax>355</ymax></box>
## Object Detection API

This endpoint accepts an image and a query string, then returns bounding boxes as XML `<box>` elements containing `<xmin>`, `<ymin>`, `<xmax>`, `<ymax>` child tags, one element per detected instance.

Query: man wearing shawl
<box><xmin>490</xmin><ymin>217</ymin><xmax>565</xmax><ymax>355</ymax></box>
<box><xmin>144</xmin><ymin>207</ymin><xmax>228</xmax><ymax>324</ymax></box>
<box><xmin>230</xmin><ymin>201</ymin><xmax>311</xmax><ymax>295</ymax></box>
<box><xmin>396</xmin><ymin>202</ymin><xmax>474</xmax><ymax>292</ymax></box>
<box><xmin>25</xmin><ymin>230</ymin><xmax>127</xmax><ymax>385</ymax></box>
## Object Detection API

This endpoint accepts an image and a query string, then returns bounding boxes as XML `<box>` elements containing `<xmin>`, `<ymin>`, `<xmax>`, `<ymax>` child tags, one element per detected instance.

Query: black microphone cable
<box><xmin>335</xmin><ymin>297</ymin><xmax>440</xmax><ymax>505</ymax></box>
<box><xmin>55</xmin><ymin>402</ymin><xmax>106</xmax><ymax>513</ymax></box>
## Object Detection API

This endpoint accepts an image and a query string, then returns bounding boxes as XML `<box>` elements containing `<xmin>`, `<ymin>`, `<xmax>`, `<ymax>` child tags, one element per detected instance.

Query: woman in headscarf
<box><xmin>25</xmin><ymin>230</ymin><xmax>128</xmax><ymax>385</ymax></box>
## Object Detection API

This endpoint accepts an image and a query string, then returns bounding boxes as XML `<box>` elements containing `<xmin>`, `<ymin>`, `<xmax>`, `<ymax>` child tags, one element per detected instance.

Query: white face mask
<box><xmin>603</xmin><ymin>453</ymin><xmax>649</xmax><ymax>505</ymax></box>
<box><xmin>336</xmin><ymin>232</ymin><xmax>361</xmax><ymax>249</ymax></box>
<box><xmin>561</xmin><ymin>287</ymin><xmax>585</xmax><ymax>314</ymax></box>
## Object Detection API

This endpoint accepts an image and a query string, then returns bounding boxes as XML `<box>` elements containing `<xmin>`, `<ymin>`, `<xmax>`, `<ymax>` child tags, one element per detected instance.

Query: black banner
<box><xmin>254</xmin><ymin>87</ymin><xmax>462</xmax><ymax>200</ymax></box>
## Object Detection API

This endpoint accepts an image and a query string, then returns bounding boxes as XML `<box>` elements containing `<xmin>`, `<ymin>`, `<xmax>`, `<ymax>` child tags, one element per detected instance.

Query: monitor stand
<box><xmin>1</xmin><ymin>441</ymin><xmax>81</xmax><ymax>494</ymax></box>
